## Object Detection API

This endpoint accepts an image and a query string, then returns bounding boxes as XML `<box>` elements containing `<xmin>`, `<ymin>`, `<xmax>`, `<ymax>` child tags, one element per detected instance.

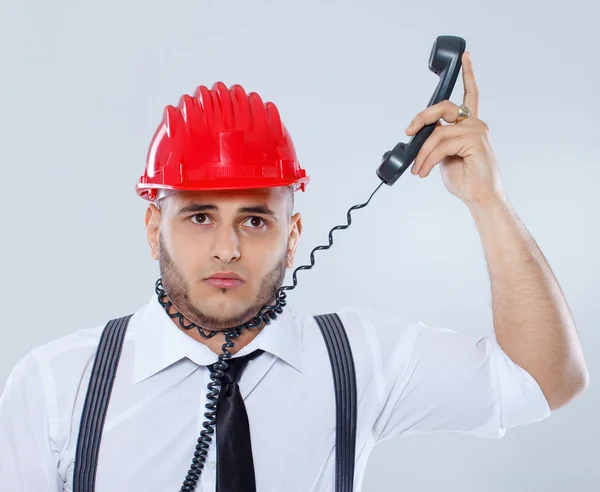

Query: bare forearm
<box><xmin>468</xmin><ymin>197</ymin><xmax>588</xmax><ymax>410</ymax></box>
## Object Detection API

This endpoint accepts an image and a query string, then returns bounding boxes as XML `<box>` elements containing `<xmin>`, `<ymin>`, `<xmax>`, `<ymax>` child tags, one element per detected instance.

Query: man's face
<box><xmin>145</xmin><ymin>186</ymin><xmax>302</xmax><ymax>331</ymax></box>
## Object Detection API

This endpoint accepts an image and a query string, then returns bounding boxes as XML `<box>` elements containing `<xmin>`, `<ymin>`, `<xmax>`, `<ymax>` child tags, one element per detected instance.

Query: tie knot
<box><xmin>209</xmin><ymin>349</ymin><xmax>264</xmax><ymax>385</ymax></box>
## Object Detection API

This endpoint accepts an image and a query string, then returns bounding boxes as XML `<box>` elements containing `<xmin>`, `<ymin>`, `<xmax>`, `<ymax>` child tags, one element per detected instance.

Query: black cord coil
<box><xmin>156</xmin><ymin>181</ymin><xmax>384</xmax><ymax>491</ymax></box>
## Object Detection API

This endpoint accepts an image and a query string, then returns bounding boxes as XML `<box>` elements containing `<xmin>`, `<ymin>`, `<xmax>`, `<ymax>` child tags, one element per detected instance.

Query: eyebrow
<box><xmin>176</xmin><ymin>203</ymin><xmax>277</xmax><ymax>217</ymax></box>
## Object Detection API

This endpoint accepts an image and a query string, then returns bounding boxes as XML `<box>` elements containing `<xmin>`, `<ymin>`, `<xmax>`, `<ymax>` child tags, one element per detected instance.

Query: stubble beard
<box><xmin>157</xmin><ymin>233</ymin><xmax>288</xmax><ymax>332</ymax></box>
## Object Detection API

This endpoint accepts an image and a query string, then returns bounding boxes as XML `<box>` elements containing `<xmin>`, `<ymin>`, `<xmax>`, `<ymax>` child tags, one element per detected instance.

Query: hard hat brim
<box><xmin>136</xmin><ymin>176</ymin><xmax>309</xmax><ymax>202</ymax></box>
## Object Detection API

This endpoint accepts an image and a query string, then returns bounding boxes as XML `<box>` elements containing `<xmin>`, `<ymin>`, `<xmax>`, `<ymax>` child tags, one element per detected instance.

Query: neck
<box><xmin>165</xmin><ymin>302</ymin><xmax>268</xmax><ymax>356</ymax></box>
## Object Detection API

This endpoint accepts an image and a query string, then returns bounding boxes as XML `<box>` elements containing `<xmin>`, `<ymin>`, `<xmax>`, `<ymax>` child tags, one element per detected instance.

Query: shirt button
<box><xmin>209</xmin><ymin>461</ymin><xmax>216</xmax><ymax>471</ymax></box>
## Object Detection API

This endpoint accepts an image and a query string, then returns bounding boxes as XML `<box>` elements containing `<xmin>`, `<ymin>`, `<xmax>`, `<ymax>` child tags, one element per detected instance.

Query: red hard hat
<box><xmin>136</xmin><ymin>82</ymin><xmax>309</xmax><ymax>202</ymax></box>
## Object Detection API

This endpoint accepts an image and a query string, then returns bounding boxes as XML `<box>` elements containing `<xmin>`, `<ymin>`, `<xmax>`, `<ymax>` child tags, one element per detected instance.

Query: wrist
<box><xmin>466</xmin><ymin>192</ymin><xmax>511</xmax><ymax>216</ymax></box>
<box><xmin>466</xmin><ymin>194</ymin><xmax>517</xmax><ymax>231</ymax></box>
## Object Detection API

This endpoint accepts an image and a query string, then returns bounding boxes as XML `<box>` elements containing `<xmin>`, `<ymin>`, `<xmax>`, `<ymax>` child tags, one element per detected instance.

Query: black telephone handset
<box><xmin>377</xmin><ymin>35</ymin><xmax>466</xmax><ymax>185</ymax></box>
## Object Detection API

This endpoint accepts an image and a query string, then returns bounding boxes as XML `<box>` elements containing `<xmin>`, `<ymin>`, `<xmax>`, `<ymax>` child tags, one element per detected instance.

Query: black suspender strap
<box><xmin>73</xmin><ymin>314</ymin><xmax>132</xmax><ymax>492</ymax></box>
<box><xmin>74</xmin><ymin>312</ymin><xmax>357</xmax><ymax>492</ymax></box>
<box><xmin>313</xmin><ymin>313</ymin><xmax>358</xmax><ymax>492</ymax></box>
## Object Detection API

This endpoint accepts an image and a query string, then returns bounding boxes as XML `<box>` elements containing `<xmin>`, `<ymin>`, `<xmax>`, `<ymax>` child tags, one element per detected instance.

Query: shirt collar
<box><xmin>132</xmin><ymin>292</ymin><xmax>305</xmax><ymax>385</ymax></box>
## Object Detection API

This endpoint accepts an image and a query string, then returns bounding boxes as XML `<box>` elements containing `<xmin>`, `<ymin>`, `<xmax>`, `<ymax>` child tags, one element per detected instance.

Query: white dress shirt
<box><xmin>0</xmin><ymin>290</ymin><xmax>551</xmax><ymax>491</ymax></box>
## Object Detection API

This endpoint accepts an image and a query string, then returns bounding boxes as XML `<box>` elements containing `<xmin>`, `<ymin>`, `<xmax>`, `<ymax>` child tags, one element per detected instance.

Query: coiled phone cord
<box><xmin>156</xmin><ymin>180</ymin><xmax>385</xmax><ymax>492</ymax></box>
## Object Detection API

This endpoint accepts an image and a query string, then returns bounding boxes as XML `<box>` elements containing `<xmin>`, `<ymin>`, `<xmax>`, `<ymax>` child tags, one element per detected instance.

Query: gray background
<box><xmin>1</xmin><ymin>0</ymin><xmax>598</xmax><ymax>490</ymax></box>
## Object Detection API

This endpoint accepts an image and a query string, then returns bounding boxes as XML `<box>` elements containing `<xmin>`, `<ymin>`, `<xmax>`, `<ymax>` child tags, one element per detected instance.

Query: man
<box><xmin>0</xmin><ymin>52</ymin><xmax>588</xmax><ymax>491</ymax></box>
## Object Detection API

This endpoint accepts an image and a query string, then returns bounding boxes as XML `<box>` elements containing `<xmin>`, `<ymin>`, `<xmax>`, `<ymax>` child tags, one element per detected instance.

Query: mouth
<box><xmin>204</xmin><ymin>273</ymin><xmax>244</xmax><ymax>289</ymax></box>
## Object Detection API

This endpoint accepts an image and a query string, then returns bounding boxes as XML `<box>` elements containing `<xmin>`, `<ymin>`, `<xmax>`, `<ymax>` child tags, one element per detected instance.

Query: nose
<box><xmin>209</xmin><ymin>225</ymin><xmax>241</xmax><ymax>263</ymax></box>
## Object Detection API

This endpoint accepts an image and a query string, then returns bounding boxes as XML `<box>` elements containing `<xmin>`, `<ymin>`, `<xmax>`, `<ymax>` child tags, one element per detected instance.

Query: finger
<box><xmin>462</xmin><ymin>51</ymin><xmax>479</xmax><ymax>119</ymax></box>
<box><xmin>417</xmin><ymin>136</ymin><xmax>468</xmax><ymax>178</ymax></box>
<box><xmin>405</xmin><ymin>100</ymin><xmax>460</xmax><ymax>135</ymax></box>
<box><xmin>412</xmin><ymin>122</ymin><xmax>470</xmax><ymax>175</ymax></box>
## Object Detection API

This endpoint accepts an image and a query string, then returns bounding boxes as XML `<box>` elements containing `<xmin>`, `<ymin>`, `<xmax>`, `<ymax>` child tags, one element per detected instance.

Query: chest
<box><xmin>55</xmin><ymin>313</ymin><xmax>381</xmax><ymax>492</ymax></box>
<box><xmin>58</xmin><ymin>352</ymin><xmax>375</xmax><ymax>491</ymax></box>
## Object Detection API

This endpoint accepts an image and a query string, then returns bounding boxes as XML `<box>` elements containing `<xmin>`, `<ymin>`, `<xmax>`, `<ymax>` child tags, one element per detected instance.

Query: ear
<box><xmin>286</xmin><ymin>213</ymin><xmax>302</xmax><ymax>268</ymax></box>
<box><xmin>145</xmin><ymin>204</ymin><xmax>161</xmax><ymax>260</ymax></box>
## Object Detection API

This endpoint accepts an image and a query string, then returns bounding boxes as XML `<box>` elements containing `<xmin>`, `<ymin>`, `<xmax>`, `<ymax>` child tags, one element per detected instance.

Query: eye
<box><xmin>243</xmin><ymin>216</ymin><xmax>266</xmax><ymax>229</ymax></box>
<box><xmin>190</xmin><ymin>213</ymin><xmax>213</xmax><ymax>225</ymax></box>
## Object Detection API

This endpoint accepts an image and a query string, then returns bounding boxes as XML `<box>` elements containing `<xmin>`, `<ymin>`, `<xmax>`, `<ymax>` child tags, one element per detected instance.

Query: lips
<box><xmin>204</xmin><ymin>272</ymin><xmax>244</xmax><ymax>289</ymax></box>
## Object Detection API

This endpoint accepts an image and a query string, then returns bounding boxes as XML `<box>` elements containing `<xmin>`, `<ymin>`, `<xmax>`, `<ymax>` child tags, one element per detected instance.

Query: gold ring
<box><xmin>456</xmin><ymin>104</ymin><xmax>471</xmax><ymax>123</ymax></box>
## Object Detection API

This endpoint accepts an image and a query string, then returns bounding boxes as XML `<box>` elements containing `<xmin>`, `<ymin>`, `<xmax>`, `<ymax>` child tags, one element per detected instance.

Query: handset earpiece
<box><xmin>377</xmin><ymin>35</ymin><xmax>466</xmax><ymax>186</ymax></box>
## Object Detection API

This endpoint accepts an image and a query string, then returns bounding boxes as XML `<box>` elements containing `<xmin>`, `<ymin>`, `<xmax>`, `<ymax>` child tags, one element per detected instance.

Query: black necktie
<box><xmin>208</xmin><ymin>349</ymin><xmax>264</xmax><ymax>492</ymax></box>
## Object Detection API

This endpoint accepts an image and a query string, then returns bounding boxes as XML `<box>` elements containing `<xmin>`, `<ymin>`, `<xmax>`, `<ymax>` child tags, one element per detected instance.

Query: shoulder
<box><xmin>300</xmin><ymin>305</ymin><xmax>426</xmax><ymax>362</ymax></box>
<box><xmin>4</xmin><ymin>324</ymin><xmax>103</xmax><ymax>390</ymax></box>
<box><xmin>29</xmin><ymin>321</ymin><xmax>116</xmax><ymax>376</ymax></box>
<box><xmin>11</xmin><ymin>310</ymin><xmax>140</xmax><ymax>393</ymax></box>
<box><xmin>326</xmin><ymin>305</ymin><xmax>423</xmax><ymax>342</ymax></box>
<box><xmin>31</xmin><ymin>324</ymin><xmax>106</xmax><ymax>363</ymax></box>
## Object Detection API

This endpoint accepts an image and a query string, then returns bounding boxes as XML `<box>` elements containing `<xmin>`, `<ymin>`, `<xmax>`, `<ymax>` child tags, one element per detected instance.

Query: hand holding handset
<box><xmin>377</xmin><ymin>35</ymin><xmax>466</xmax><ymax>185</ymax></box>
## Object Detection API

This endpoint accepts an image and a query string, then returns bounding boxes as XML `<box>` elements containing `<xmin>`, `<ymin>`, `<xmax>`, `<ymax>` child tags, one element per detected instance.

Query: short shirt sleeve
<box><xmin>364</xmin><ymin>309</ymin><xmax>552</xmax><ymax>443</ymax></box>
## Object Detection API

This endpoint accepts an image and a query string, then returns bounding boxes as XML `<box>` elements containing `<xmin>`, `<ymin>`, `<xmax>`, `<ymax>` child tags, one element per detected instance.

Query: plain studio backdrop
<box><xmin>1</xmin><ymin>0</ymin><xmax>598</xmax><ymax>490</ymax></box>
